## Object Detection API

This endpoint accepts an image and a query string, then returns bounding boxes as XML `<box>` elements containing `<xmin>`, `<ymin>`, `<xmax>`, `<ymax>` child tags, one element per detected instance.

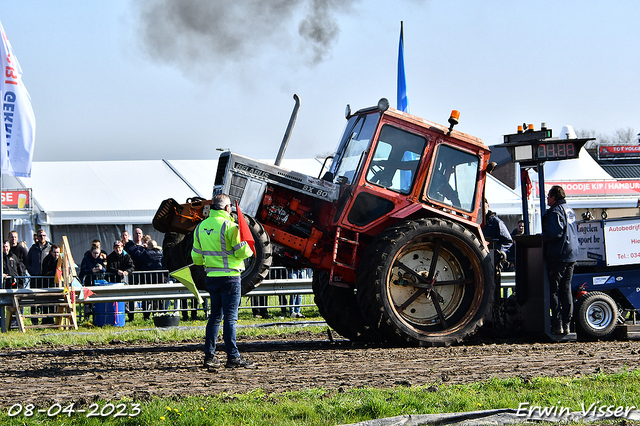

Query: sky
<box><xmin>2</xmin><ymin>0</ymin><xmax>640</xmax><ymax>163</ymax></box>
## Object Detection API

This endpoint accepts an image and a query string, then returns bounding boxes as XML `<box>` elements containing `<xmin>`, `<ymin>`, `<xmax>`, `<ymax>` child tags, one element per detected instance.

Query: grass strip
<box><xmin>0</xmin><ymin>370</ymin><xmax>638</xmax><ymax>425</ymax></box>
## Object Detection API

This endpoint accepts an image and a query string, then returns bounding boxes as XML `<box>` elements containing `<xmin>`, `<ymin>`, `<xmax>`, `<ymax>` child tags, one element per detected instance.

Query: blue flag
<box><xmin>397</xmin><ymin>22</ymin><xmax>409</xmax><ymax>113</ymax></box>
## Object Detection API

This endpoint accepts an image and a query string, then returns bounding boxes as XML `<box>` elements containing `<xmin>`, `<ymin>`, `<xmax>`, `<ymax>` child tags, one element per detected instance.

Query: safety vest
<box><xmin>191</xmin><ymin>209</ymin><xmax>254</xmax><ymax>277</ymax></box>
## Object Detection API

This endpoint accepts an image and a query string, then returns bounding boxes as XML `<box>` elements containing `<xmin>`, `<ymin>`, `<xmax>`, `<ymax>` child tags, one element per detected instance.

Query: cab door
<box><xmin>336</xmin><ymin>123</ymin><xmax>429</xmax><ymax>231</ymax></box>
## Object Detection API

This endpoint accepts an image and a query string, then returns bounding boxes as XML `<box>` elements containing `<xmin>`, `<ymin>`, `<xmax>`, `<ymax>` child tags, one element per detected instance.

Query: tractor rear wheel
<box><xmin>236</xmin><ymin>214</ymin><xmax>272</xmax><ymax>294</ymax></box>
<box><xmin>312</xmin><ymin>271</ymin><xmax>383</xmax><ymax>342</ymax></box>
<box><xmin>574</xmin><ymin>291</ymin><xmax>618</xmax><ymax>340</ymax></box>
<box><xmin>357</xmin><ymin>218</ymin><xmax>494</xmax><ymax>346</ymax></box>
<box><xmin>162</xmin><ymin>214</ymin><xmax>272</xmax><ymax>295</ymax></box>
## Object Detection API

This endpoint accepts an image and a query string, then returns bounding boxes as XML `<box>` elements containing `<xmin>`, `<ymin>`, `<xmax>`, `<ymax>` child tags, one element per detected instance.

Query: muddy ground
<box><xmin>0</xmin><ymin>329</ymin><xmax>638</xmax><ymax>407</ymax></box>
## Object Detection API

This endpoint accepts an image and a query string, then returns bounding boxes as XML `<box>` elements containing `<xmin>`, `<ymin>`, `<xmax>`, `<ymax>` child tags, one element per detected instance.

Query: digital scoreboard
<box><xmin>495</xmin><ymin>126</ymin><xmax>594</xmax><ymax>166</ymax></box>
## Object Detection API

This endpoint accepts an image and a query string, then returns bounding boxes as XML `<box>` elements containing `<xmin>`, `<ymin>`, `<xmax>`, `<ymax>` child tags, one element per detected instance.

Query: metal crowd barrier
<box><xmin>0</xmin><ymin>268</ymin><xmax>515</xmax><ymax>331</ymax></box>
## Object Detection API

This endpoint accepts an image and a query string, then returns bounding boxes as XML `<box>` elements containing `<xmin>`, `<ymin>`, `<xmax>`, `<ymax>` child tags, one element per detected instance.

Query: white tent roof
<box><xmin>485</xmin><ymin>174</ymin><xmax>522</xmax><ymax>215</ymax></box>
<box><xmin>539</xmin><ymin>148</ymin><xmax>613</xmax><ymax>181</ymax></box>
<box><xmin>17</xmin><ymin>160</ymin><xmax>199</xmax><ymax>225</ymax></box>
<box><xmin>10</xmin><ymin>158</ymin><xmax>325</xmax><ymax>225</ymax></box>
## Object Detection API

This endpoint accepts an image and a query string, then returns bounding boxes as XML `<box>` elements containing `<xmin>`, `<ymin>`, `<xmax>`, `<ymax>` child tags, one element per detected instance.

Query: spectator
<box><xmin>25</xmin><ymin>229</ymin><xmax>52</xmax><ymax>325</ymax></box>
<box><xmin>251</xmin><ymin>296</ymin><xmax>271</xmax><ymax>319</ymax></box>
<box><xmin>83</xmin><ymin>239</ymin><xmax>108</xmax><ymax>259</ymax></box>
<box><xmin>288</xmin><ymin>269</ymin><xmax>310</xmax><ymax>318</ymax></box>
<box><xmin>133</xmin><ymin>227</ymin><xmax>144</xmax><ymax>246</ymax></box>
<box><xmin>120</xmin><ymin>230</ymin><xmax>130</xmax><ymax>250</ymax></box>
<box><xmin>41</xmin><ymin>244</ymin><xmax>61</xmax><ymax>281</ymax></box>
<box><xmin>8</xmin><ymin>230</ymin><xmax>27</xmax><ymax>268</ymax></box>
<box><xmin>124</xmin><ymin>231</ymin><xmax>149</xmax><ymax>319</ymax></box>
<box><xmin>25</xmin><ymin>229</ymin><xmax>52</xmax><ymax>278</ymax></box>
<box><xmin>120</xmin><ymin>230</ymin><xmax>138</xmax><ymax>321</ymax></box>
<box><xmin>142</xmin><ymin>239</ymin><xmax>166</xmax><ymax>314</ymax></box>
<box><xmin>482</xmin><ymin>200</ymin><xmax>513</xmax><ymax>274</ymax></box>
<box><xmin>78</xmin><ymin>244</ymin><xmax>107</xmax><ymax>285</ymax></box>
<box><xmin>106</xmin><ymin>240</ymin><xmax>134</xmax><ymax>283</ymax></box>
<box><xmin>511</xmin><ymin>220</ymin><xmax>525</xmax><ymax>237</ymax></box>
<box><xmin>3</xmin><ymin>240</ymin><xmax>24</xmax><ymax>289</ymax></box>
<box><xmin>40</xmin><ymin>244</ymin><xmax>61</xmax><ymax>324</ymax></box>
<box><xmin>142</xmin><ymin>239</ymin><xmax>163</xmax><ymax>270</ymax></box>
<box><xmin>542</xmin><ymin>185</ymin><xmax>579</xmax><ymax>336</ymax></box>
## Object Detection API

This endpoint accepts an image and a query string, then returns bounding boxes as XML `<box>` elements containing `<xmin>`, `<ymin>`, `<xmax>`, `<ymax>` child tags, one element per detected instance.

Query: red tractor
<box><xmin>155</xmin><ymin>98</ymin><xmax>495</xmax><ymax>346</ymax></box>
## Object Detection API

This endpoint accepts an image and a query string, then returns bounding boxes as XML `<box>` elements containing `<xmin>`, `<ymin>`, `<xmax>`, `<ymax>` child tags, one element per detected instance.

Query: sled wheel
<box><xmin>312</xmin><ymin>271</ymin><xmax>383</xmax><ymax>342</ymax></box>
<box><xmin>357</xmin><ymin>218</ymin><xmax>494</xmax><ymax>347</ymax></box>
<box><xmin>575</xmin><ymin>291</ymin><xmax>618</xmax><ymax>340</ymax></box>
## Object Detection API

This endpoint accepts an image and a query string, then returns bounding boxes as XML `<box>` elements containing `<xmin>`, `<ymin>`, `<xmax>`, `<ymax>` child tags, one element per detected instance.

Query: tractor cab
<box><xmin>326</xmin><ymin>98</ymin><xmax>489</xmax><ymax>237</ymax></box>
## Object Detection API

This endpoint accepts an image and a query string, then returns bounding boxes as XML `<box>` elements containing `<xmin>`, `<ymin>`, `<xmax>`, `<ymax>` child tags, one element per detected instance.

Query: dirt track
<box><xmin>0</xmin><ymin>330</ymin><xmax>638</xmax><ymax>406</ymax></box>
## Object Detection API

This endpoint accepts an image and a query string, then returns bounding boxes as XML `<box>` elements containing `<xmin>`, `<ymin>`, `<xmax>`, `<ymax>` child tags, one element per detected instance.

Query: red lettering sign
<box><xmin>534</xmin><ymin>180</ymin><xmax>640</xmax><ymax>197</ymax></box>
<box><xmin>1</xmin><ymin>190</ymin><xmax>30</xmax><ymax>209</ymax></box>
<box><xmin>599</xmin><ymin>145</ymin><xmax>640</xmax><ymax>158</ymax></box>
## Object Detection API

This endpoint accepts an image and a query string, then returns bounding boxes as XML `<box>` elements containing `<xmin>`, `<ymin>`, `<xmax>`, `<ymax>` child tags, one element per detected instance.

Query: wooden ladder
<box><xmin>329</xmin><ymin>227</ymin><xmax>359</xmax><ymax>287</ymax></box>
<box><xmin>6</xmin><ymin>236</ymin><xmax>79</xmax><ymax>333</ymax></box>
<box><xmin>7</xmin><ymin>290</ymin><xmax>77</xmax><ymax>332</ymax></box>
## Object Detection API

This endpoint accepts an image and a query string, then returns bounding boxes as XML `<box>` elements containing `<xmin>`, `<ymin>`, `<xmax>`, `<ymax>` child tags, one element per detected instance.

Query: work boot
<box><xmin>563</xmin><ymin>322</ymin><xmax>571</xmax><ymax>335</ymax></box>
<box><xmin>226</xmin><ymin>355</ymin><xmax>256</xmax><ymax>369</ymax></box>
<box><xmin>551</xmin><ymin>324</ymin><xmax>563</xmax><ymax>335</ymax></box>
<box><xmin>204</xmin><ymin>356</ymin><xmax>220</xmax><ymax>369</ymax></box>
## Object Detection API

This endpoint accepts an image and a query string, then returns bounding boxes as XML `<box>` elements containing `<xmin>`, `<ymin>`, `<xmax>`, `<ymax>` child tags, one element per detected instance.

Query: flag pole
<box><xmin>1</xmin><ymin>173</ymin><xmax>3</xmax><ymax>290</ymax></box>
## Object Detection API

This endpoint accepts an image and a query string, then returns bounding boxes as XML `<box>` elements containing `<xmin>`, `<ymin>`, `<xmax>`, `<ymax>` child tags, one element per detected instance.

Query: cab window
<box><xmin>365</xmin><ymin>125</ymin><xmax>426</xmax><ymax>194</ymax></box>
<box><xmin>427</xmin><ymin>145</ymin><xmax>479</xmax><ymax>212</ymax></box>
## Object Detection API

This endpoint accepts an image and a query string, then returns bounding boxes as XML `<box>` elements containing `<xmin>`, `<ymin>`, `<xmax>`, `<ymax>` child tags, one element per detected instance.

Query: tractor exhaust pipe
<box><xmin>275</xmin><ymin>94</ymin><xmax>301</xmax><ymax>166</ymax></box>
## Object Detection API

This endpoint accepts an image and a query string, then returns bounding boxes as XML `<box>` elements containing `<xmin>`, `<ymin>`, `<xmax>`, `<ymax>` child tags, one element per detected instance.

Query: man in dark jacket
<box><xmin>25</xmin><ymin>228</ymin><xmax>51</xmax><ymax>277</ymax></box>
<box><xmin>3</xmin><ymin>240</ymin><xmax>25</xmax><ymax>289</ymax></box>
<box><xmin>8</xmin><ymin>230</ymin><xmax>27</xmax><ymax>267</ymax></box>
<box><xmin>40</xmin><ymin>244</ymin><xmax>61</xmax><ymax>324</ymax></box>
<box><xmin>106</xmin><ymin>241</ymin><xmax>134</xmax><ymax>283</ymax></box>
<box><xmin>482</xmin><ymin>199</ymin><xmax>513</xmax><ymax>272</ymax></box>
<box><xmin>25</xmin><ymin>229</ymin><xmax>52</xmax><ymax>325</ymax></box>
<box><xmin>542</xmin><ymin>185</ymin><xmax>579</xmax><ymax>336</ymax></box>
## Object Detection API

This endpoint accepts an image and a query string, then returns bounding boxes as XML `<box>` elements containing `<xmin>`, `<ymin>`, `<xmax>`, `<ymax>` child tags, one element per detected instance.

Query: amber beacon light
<box><xmin>447</xmin><ymin>110</ymin><xmax>460</xmax><ymax>135</ymax></box>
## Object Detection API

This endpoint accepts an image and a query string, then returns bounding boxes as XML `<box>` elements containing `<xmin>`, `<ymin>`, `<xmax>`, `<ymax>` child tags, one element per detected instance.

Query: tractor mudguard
<box><xmin>153</xmin><ymin>198</ymin><xmax>212</xmax><ymax>234</ymax></box>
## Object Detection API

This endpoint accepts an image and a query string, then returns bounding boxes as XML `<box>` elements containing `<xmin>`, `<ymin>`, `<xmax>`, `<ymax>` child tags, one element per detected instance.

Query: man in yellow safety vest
<box><xmin>192</xmin><ymin>193</ymin><xmax>255</xmax><ymax>369</ymax></box>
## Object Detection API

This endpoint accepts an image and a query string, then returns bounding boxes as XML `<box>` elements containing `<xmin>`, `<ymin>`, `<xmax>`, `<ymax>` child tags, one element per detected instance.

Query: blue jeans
<box><xmin>205</xmin><ymin>275</ymin><xmax>241</xmax><ymax>359</ymax></box>
<box><xmin>290</xmin><ymin>294</ymin><xmax>302</xmax><ymax>314</ymax></box>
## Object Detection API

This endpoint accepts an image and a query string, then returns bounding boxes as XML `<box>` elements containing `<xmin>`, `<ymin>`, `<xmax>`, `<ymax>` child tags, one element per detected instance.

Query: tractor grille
<box><xmin>229</xmin><ymin>174</ymin><xmax>248</xmax><ymax>205</ymax></box>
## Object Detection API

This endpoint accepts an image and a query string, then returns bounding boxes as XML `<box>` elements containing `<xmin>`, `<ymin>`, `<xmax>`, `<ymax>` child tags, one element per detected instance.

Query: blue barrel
<box><xmin>92</xmin><ymin>281</ymin><xmax>125</xmax><ymax>327</ymax></box>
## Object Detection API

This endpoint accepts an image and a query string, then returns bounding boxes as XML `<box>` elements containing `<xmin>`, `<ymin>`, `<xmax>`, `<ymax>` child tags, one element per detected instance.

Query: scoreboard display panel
<box><xmin>496</xmin><ymin>126</ymin><xmax>594</xmax><ymax>165</ymax></box>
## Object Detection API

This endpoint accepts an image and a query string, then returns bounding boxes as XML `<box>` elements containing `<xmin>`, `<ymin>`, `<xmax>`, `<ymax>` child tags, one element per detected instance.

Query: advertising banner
<box><xmin>599</xmin><ymin>145</ymin><xmax>640</xmax><ymax>159</ymax></box>
<box><xmin>576</xmin><ymin>221</ymin><xmax>605</xmax><ymax>265</ymax></box>
<box><xmin>603</xmin><ymin>218</ymin><xmax>640</xmax><ymax>267</ymax></box>
<box><xmin>1</xmin><ymin>189</ymin><xmax>30</xmax><ymax>209</ymax></box>
<box><xmin>535</xmin><ymin>180</ymin><xmax>640</xmax><ymax>197</ymax></box>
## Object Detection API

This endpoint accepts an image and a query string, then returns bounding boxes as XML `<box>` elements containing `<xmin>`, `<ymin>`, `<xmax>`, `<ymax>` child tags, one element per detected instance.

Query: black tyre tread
<box><xmin>574</xmin><ymin>291</ymin><xmax>618</xmax><ymax>341</ymax></box>
<box><xmin>357</xmin><ymin>218</ymin><xmax>494</xmax><ymax>347</ymax></box>
<box><xmin>162</xmin><ymin>232</ymin><xmax>207</xmax><ymax>291</ymax></box>
<box><xmin>312</xmin><ymin>271</ymin><xmax>383</xmax><ymax>342</ymax></box>
<box><xmin>239</xmin><ymin>214</ymin><xmax>272</xmax><ymax>295</ymax></box>
<box><xmin>162</xmin><ymin>214</ymin><xmax>272</xmax><ymax>295</ymax></box>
